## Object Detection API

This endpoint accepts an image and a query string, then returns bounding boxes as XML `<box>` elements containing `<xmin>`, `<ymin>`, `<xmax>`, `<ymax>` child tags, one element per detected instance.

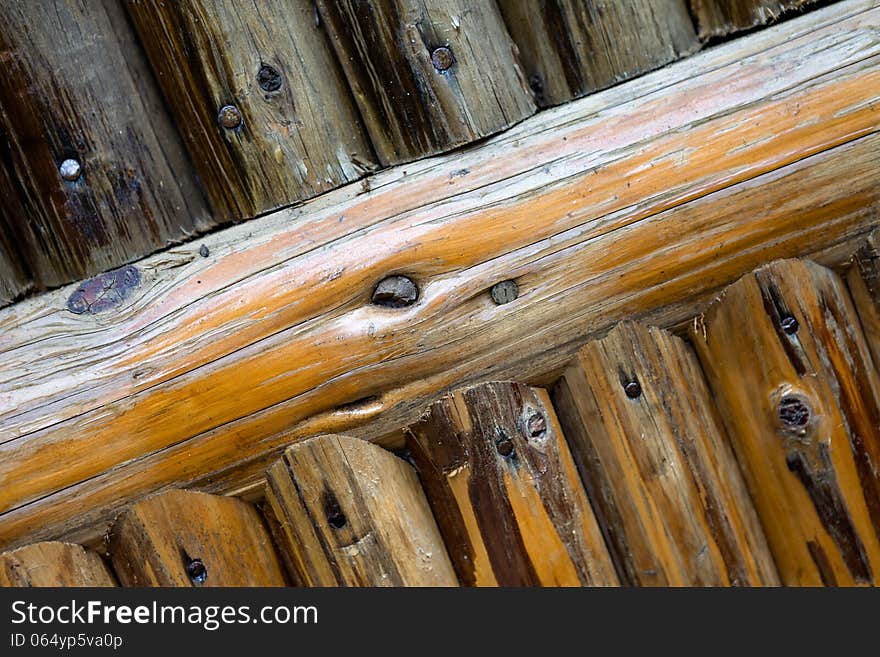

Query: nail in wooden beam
<box><xmin>552</xmin><ymin>322</ymin><xmax>780</xmax><ymax>586</ymax></box>
<box><xmin>316</xmin><ymin>0</ymin><xmax>536</xmax><ymax>166</ymax></box>
<box><xmin>109</xmin><ymin>490</ymin><xmax>286</xmax><ymax>586</ymax></box>
<box><xmin>0</xmin><ymin>0</ymin><xmax>211</xmax><ymax>290</ymax></box>
<box><xmin>0</xmin><ymin>542</ymin><xmax>116</xmax><ymax>587</ymax></box>
<box><xmin>692</xmin><ymin>259</ymin><xmax>880</xmax><ymax>585</ymax></box>
<box><xmin>264</xmin><ymin>434</ymin><xmax>458</xmax><ymax>586</ymax></box>
<box><xmin>689</xmin><ymin>0</ymin><xmax>817</xmax><ymax>40</ymax></box>
<box><xmin>126</xmin><ymin>0</ymin><xmax>376</xmax><ymax>221</ymax></box>
<box><xmin>498</xmin><ymin>0</ymin><xmax>699</xmax><ymax>107</ymax></box>
<box><xmin>405</xmin><ymin>381</ymin><xmax>619</xmax><ymax>586</ymax></box>
<box><xmin>847</xmin><ymin>229</ymin><xmax>880</xmax><ymax>369</ymax></box>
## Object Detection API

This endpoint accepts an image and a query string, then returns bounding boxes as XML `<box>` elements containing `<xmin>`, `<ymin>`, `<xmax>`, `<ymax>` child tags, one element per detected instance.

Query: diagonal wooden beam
<box><xmin>0</xmin><ymin>0</ymin><xmax>878</xmax><ymax>549</ymax></box>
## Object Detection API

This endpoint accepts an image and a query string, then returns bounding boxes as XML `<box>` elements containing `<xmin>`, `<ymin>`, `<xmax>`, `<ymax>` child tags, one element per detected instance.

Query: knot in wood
<box><xmin>257</xmin><ymin>64</ymin><xmax>282</xmax><ymax>92</ymax></box>
<box><xmin>778</xmin><ymin>394</ymin><xmax>811</xmax><ymax>432</ymax></box>
<box><xmin>218</xmin><ymin>104</ymin><xmax>242</xmax><ymax>129</ymax></box>
<box><xmin>66</xmin><ymin>265</ymin><xmax>141</xmax><ymax>315</ymax></box>
<box><xmin>59</xmin><ymin>158</ymin><xmax>82</xmax><ymax>181</ymax></box>
<box><xmin>491</xmin><ymin>279</ymin><xmax>519</xmax><ymax>305</ymax></box>
<box><xmin>526</xmin><ymin>412</ymin><xmax>546</xmax><ymax>438</ymax></box>
<box><xmin>495</xmin><ymin>429</ymin><xmax>515</xmax><ymax>458</ymax></box>
<box><xmin>372</xmin><ymin>275</ymin><xmax>418</xmax><ymax>308</ymax></box>
<box><xmin>431</xmin><ymin>46</ymin><xmax>454</xmax><ymax>72</ymax></box>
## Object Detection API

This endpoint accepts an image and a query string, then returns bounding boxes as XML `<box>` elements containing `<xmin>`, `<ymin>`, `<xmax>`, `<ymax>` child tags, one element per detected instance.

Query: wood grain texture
<box><xmin>690</xmin><ymin>0</ymin><xmax>818</xmax><ymax>39</ymax></box>
<box><xmin>0</xmin><ymin>542</ymin><xmax>115</xmax><ymax>587</ymax></box>
<box><xmin>552</xmin><ymin>322</ymin><xmax>779</xmax><ymax>586</ymax></box>
<box><xmin>0</xmin><ymin>0</ymin><xmax>210</xmax><ymax>290</ymax></box>
<box><xmin>848</xmin><ymin>229</ymin><xmax>880</xmax><ymax>369</ymax></box>
<box><xmin>316</xmin><ymin>0</ymin><xmax>535</xmax><ymax>165</ymax></box>
<box><xmin>126</xmin><ymin>0</ymin><xmax>375</xmax><ymax>221</ymax></box>
<box><xmin>405</xmin><ymin>381</ymin><xmax>618</xmax><ymax>586</ymax></box>
<box><xmin>109</xmin><ymin>490</ymin><xmax>286</xmax><ymax>586</ymax></box>
<box><xmin>264</xmin><ymin>434</ymin><xmax>457</xmax><ymax>586</ymax></box>
<box><xmin>499</xmin><ymin>0</ymin><xmax>699</xmax><ymax>107</ymax></box>
<box><xmin>0</xmin><ymin>1</ymin><xmax>878</xmax><ymax>550</ymax></box>
<box><xmin>692</xmin><ymin>259</ymin><xmax>880</xmax><ymax>586</ymax></box>
<box><xmin>0</xmin><ymin>235</ymin><xmax>29</xmax><ymax>308</ymax></box>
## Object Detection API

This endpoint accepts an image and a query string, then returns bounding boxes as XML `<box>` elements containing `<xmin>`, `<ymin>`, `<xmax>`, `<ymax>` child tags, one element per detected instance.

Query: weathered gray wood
<box><xmin>316</xmin><ymin>0</ymin><xmax>536</xmax><ymax>165</ymax></box>
<box><xmin>126</xmin><ymin>0</ymin><xmax>376</xmax><ymax>221</ymax></box>
<box><xmin>0</xmin><ymin>0</ymin><xmax>211</xmax><ymax>290</ymax></box>
<box><xmin>690</xmin><ymin>0</ymin><xmax>818</xmax><ymax>39</ymax></box>
<box><xmin>499</xmin><ymin>0</ymin><xmax>699</xmax><ymax>106</ymax></box>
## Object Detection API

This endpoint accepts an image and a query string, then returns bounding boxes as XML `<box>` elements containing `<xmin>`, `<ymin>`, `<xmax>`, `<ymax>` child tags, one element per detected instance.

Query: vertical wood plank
<box><xmin>689</xmin><ymin>0</ymin><xmax>817</xmax><ymax>39</ymax></box>
<box><xmin>692</xmin><ymin>259</ymin><xmax>880</xmax><ymax>585</ymax></box>
<box><xmin>0</xmin><ymin>235</ymin><xmax>29</xmax><ymax>308</ymax></box>
<box><xmin>552</xmin><ymin>322</ymin><xmax>779</xmax><ymax>586</ymax></box>
<box><xmin>126</xmin><ymin>0</ymin><xmax>376</xmax><ymax>221</ymax></box>
<box><xmin>0</xmin><ymin>0</ymin><xmax>210</xmax><ymax>289</ymax></box>
<box><xmin>498</xmin><ymin>0</ymin><xmax>699</xmax><ymax>107</ymax></box>
<box><xmin>264</xmin><ymin>434</ymin><xmax>458</xmax><ymax>586</ymax></box>
<box><xmin>316</xmin><ymin>0</ymin><xmax>536</xmax><ymax>166</ymax></box>
<box><xmin>848</xmin><ymin>229</ymin><xmax>880</xmax><ymax>369</ymax></box>
<box><xmin>405</xmin><ymin>381</ymin><xmax>618</xmax><ymax>586</ymax></box>
<box><xmin>109</xmin><ymin>490</ymin><xmax>286</xmax><ymax>587</ymax></box>
<box><xmin>0</xmin><ymin>542</ymin><xmax>116</xmax><ymax>587</ymax></box>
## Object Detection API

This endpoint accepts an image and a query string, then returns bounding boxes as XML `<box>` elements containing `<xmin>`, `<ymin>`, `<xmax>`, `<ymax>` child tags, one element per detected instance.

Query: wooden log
<box><xmin>126</xmin><ymin>0</ymin><xmax>375</xmax><ymax>221</ymax></box>
<box><xmin>551</xmin><ymin>322</ymin><xmax>779</xmax><ymax>586</ymax></box>
<box><xmin>405</xmin><ymin>381</ymin><xmax>618</xmax><ymax>586</ymax></box>
<box><xmin>109</xmin><ymin>489</ymin><xmax>286</xmax><ymax>586</ymax></box>
<box><xmin>0</xmin><ymin>0</ymin><xmax>210</xmax><ymax>290</ymax></box>
<box><xmin>691</xmin><ymin>259</ymin><xmax>880</xmax><ymax>585</ymax></box>
<box><xmin>316</xmin><ymin>0</ymin><xmax>535</xmax><ymax>165</ymax></box>
<box><xmin>690</xmin><ymin>0</ymin><xmax>817</xmax><ymax>39</ymax></box>
<box><xmin>847</xmin><ymin>229</ymin><xmax>880</xmax><ymax>368</ymax></box>
<box><xmin>498</xmin><ymin>0</ymin><xmax>699</xmax><ymax>107</ymax></box>
<box><xmin>0</xmin><ymin>542</ymin><xmax>115</xmax><ymax>587</ymax></box>
<box><xmin>0</xmin><ymin>1</ymin><xmax>878</xmax><ymax>549</ymax></box>
<box><xmin>264</xmin><ymin>434</ymin><xmax>457</xmax><ymax>586</ymax></box>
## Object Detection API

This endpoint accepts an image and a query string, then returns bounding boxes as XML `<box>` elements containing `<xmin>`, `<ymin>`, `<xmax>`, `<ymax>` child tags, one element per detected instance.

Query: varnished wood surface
<box><xmin>692</xmin><ymin>259</ymin><xmax>880</xmax><ymax>585</ymax></box>
<box><xmin>848</xmin><ymin>229</ymin><xmax>880</xmax><ymax>369</ymax></box>
<box><xmin>317</xmin><ymin>0</ymin><xmax>535</xmax><ymax>165</ymax></box>
<box><xmin>406</xmin><ymin>381</ymin><xmax>618</xmax><ymax>586</ymax></box>
<box><xmin>265</xmin><ymin>434</ymin><xmax>457</xmax><ymax>586</ymax></box>
<box><xmin>690</xmin><ymin>0</ymin><xmax>817</xmax><ymax>39</ymax></box>
<box><xmin>552</xmin><ymin>323</ymin><xmax>779</xmax><ymax>586</ymax></box>
<box><xmin>126</xmin><ymin>0</ymin><xmax>375</xmax><ymax>220</ymax></box>
<box><xmin>499</xmin><ymin>0</ymin><xmax>698</xmax><ymax>107</ymax></box>
<box><xmin>0</xmin><ymin>541</ymin><xmax>116</xmax><ymax>587</ymax></box>
<box><xmin>0</xmin><ymin>1</ymin><xmax>878</xmax><ymax>549</ymax></box>
<box><xmin>109</xmin><ymin>489</ymin><xmax>286</xmax><ymax>586</ymax></box>
<box><xmin>0</xmin><ymin>0</ymin><xmax>210</xmax><ymax>290</ymax></box>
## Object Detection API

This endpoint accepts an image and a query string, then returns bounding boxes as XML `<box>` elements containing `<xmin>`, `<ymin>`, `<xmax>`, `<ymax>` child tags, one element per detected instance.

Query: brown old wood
<box><xmin>552</xmin><ymin>322</ymin><xmax>779</xmax><ymax>586</ymax></box>
<box><xmin>264</xmin><ymin>434</ymin><xmax>457</xmax><ymax>586</ymax></box>
<box><xmin>0</xmin><ymin>542</ymin><xmax>115</xmax><ymax>587</ymax></box>
<box><xmin>499</xmin><ymin>0</ymin><xmax>699</xmax><ymax>107</ymax></box>
<box><xmin>692</xmin><ymin>259</ymin><xmax>880</xmax><ymax>586</ymax></box>
<box><xmin>0</xmin><ymin>2</ymin><xmax>878</xmax><ymax>550</ymax></box>
<box><xmin>316</xmin><ymin>0</ymin><xmax>535</xmax><ymax>165</ymax></box>
<box><xmin>0</xmin><ymin>237</ymin><xmax>29</xmax><ymax>308</ymax></box>
<box><xmin>0</xmin><ymin>0</ymin><xmax>210</xmax><ymax>290</ymax></box>
<box><xmin>109</xmin><ymin>489</ymin><xmax>286</xmax><ymax>586</ymax></box>
<box><xmin>690</xmin><ymin>0</ymin><xmax>817</xmax><ymax>39</ymax></box>
<box><xmin>848</xmin><ymin>229</ymin><xmax>880</xmax><ymax>369</ymax></box>
<box><xmin>405</xmin><ymin>381</ymin><xmax>618</xmax><ymax>586</ymax></box>
<box><xmin>126</xmin><ymin>0</ymin><xmax>375</xmax><ymax>221</ymax></box>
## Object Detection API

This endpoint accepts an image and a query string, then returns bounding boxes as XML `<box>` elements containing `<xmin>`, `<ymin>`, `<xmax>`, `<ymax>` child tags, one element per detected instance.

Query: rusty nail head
<box><xmin>59</xmin><ymin>158</ymin><xmax>82</xmax><ymax>181</ymax></box>
<box><xmin>624</xmin><ymin>379</ymin><xmax>642</xmax><ymax>399</ymax></box>
<box><xmin>431</xmin><ymin>46</ymin><xmax>454</xmax><ymax>71</ymax></box>
<box><xmin>372</xmin><ymin>275</ymin><xmax>418</xmax><ymax>308</ymax></box>
<box><xmin>491</xmin><ymin>280</ymin><xmax>519</xmax><ymax>305</ymax></box>
<box><xmin>218</xmin><ymin>105</ymin><xmax>242</xmax><ymax>129</ymax></box>
<box><xmin>781</xmin><ymin>314</ymin><xmax>799</xmax><ymax>335</ymax></box>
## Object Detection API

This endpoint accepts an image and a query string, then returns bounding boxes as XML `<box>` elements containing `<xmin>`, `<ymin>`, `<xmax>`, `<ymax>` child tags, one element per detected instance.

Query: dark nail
<box><xmin>199</xmin><ymin>244</ymin><xmax>210</xmax><ymax>258</ymax></box>
<box><xmin>781</xmin><ymin>314</ymin><xmax>799</xmax><ymax>335</ymax></box>
<box><xmin>59</xmin><ymin>158</ymin><xmax>82</xmax><ymax>181</ymax></box>
<box><xmin>495</xmin><ymin>429</ymin><xmax>515</xmax><ymax>458</ymax></box>
<box><xmin>431</xmin><ymin>46</ymin><xmax>454</xmax><ymax>72</ymax></box>
<box><xmin>372</xmin><ymin>275</ymin><xmax>418</xmax><ymax>308</ymax></box>
<box><xmin>185</xmin><ymin>558</ymin><xmax>207</xmax><ymax>585</ymax></box>
<box><xmin>526</xmin><ymin>412</ymin><xmax>546</xmax><ymax>437</ymax></box>
<box><xmin>491</xmin><ymin>280</ymin><xmax>519</xmax><ymax>305</ymax></box>
<box><xmin>257</xmin><ymin>64</ymin><xmax>282</xmax><ymax>92</ymax></box>
<box><xmin>624</xmin><ymin>379</ymin><xmax>642</xmax><ymax>399</ymax></box>
<box><xmin>218</xmin><ymin>105</ymin><xmax>242</xmax><ymax>129</ymax></box>
<box><xmin>778</xmin><ymin>394</ymin><xmax>811</xmax><ymax>431</ymax></box>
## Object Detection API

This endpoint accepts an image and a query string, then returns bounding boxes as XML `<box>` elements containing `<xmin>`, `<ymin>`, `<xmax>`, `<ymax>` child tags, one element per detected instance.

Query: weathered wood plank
<box><xmin>0</xmin><ymin>1</ymin><xmax>877</xmax><ymax>550</ymax></box>
<box><xmin>499</xmin><ymin>0</ymin><xmax>699</xmax><ymax>107</ymax></box>
<box><xmin>316</xmin><ymin>0</ymin><xmax>535</xmax><ymax>165</ymax></box>
<box><xmin>552</xmin><ymin>322</ymin><xmax>779</xmax><ymax>586</ymax></box>
<box><xmin>126</xmin><ymin>0</ymin><xmax>375</xmax><ymax>221</ymax></box>
<box><xmin>847</xmin><ymin>229</ymin><xmax>880</xmax><ymax>369</ymax></box>
<box><xmin>405</xmin><ymin>382</ymin><xmax>618</xmax><ymax>586</ymax></box>
<box><xmin>109</xmin><ymin>490</ymin><xmax>286</xmax><ymax>586</ymax></box>
<box><xmin>691</xmin><ymin>259</ymin><xmax>880</xmax><ymax>585</ymax></box>
<box><xmin>264</xmin><ymin>434</ymin><xmax>457</xmax><ymax>586</ymax></box>
<box><xmin>0</xmin><ymin>235</ymin><xmax>29</xmax><ymax>308</ymax></box>
<box><xmin>0</xmin><ymin>542</ymin><xmax>115</xmax><ymax>587</ymax></box>
<box><xmin>690</xmin><ymin>0</ymin><xmax>818</xmax><ymax>39</ymax></box>
<box><xmin>0</xmin><ymin>0</ymin><xmax>210</xmax><ymax>290</ymax></box>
